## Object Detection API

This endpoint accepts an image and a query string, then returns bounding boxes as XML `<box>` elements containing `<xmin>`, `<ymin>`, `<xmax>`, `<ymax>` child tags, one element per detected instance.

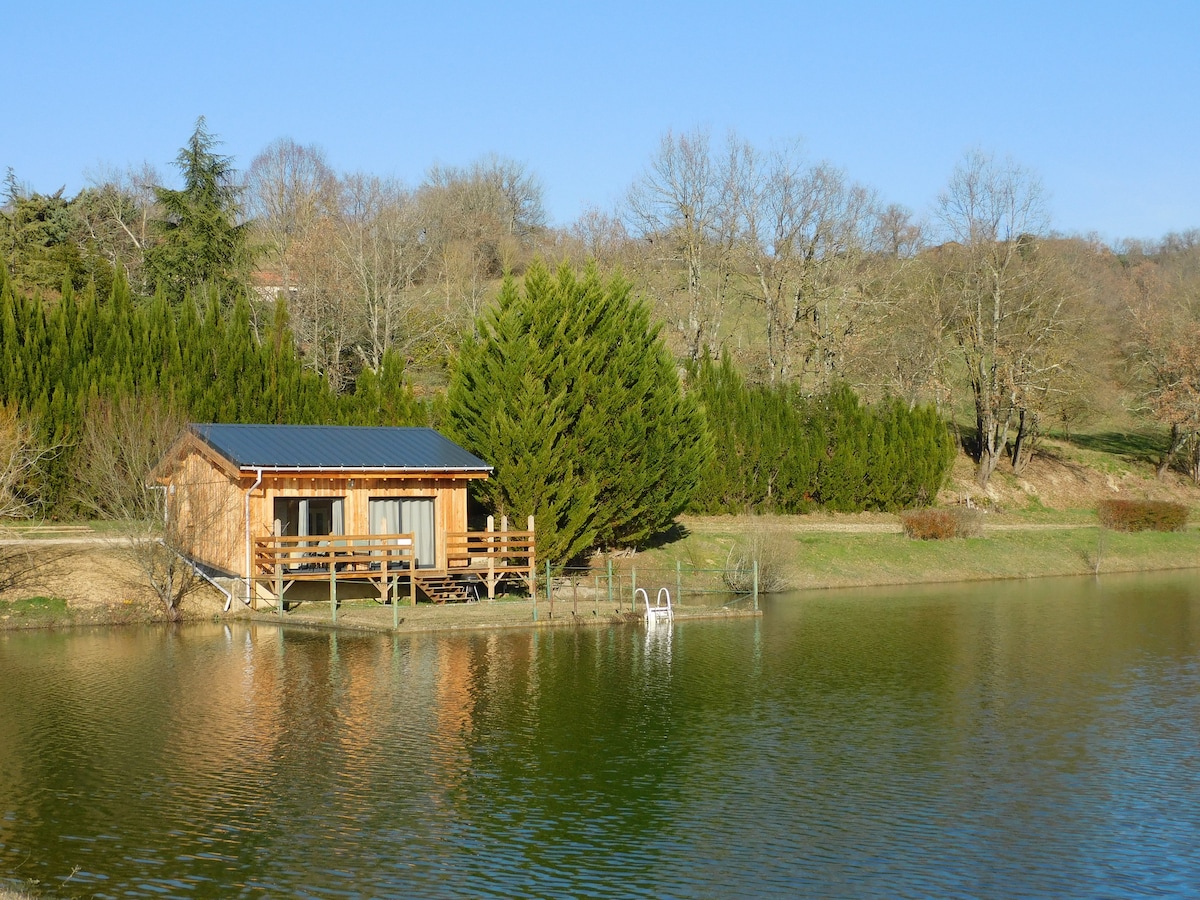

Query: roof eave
<box><xmin>236</xmin><ymin>465</ymin><xmax>492</xmax><ymax>475</ymax></box>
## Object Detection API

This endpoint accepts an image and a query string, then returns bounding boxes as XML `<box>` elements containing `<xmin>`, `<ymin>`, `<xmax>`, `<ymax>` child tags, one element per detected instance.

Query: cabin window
<box><xmin>370</xmin><ymin>498</ymin><xmax>435</xmax><ymax>569</ymax></box>
<box><xmin>273</xmin><ymin>498</ymin><xmax>345</xmax><ymax>538</ymax></box>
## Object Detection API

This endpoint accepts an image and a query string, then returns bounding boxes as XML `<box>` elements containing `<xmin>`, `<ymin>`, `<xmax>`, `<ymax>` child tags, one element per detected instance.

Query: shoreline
<box><xmin>2</xmin><ymin>518</ymin><xmax>1197</xmax><ymax>633</ymax></box>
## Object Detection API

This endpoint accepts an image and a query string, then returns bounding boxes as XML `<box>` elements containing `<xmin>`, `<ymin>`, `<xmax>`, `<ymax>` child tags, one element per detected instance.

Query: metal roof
<box><xmin>191</xmin><ymin>424</ymin><xmax>492</xmax><ymax>473</ymax></box>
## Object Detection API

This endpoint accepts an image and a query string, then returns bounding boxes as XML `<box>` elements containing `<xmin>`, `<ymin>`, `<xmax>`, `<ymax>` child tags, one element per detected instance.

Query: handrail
<box><xmin>252</xmin><ymin>532</ymin><xmax>415</xmax><ymax>575</ymax></box>
<box><xmin>638</xmin><ymin>586</ymin><xmax>673</xmax><ymax>625</ymax></box>
<box><xmin>444</xmin><ymin>530</ymin><xmax>535</xmax><ymax>569</ymax></box>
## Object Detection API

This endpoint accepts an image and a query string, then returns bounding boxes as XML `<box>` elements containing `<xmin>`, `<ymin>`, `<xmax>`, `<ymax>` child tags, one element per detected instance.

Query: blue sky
<box><xmin>5</xmin><ymin>0</ymin><xmax>1197</xmax><ymax>243</ymax></box>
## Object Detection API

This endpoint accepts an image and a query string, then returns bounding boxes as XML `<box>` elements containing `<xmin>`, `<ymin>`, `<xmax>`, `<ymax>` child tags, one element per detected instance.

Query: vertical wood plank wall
<box><xmin>170</xmin><ymin>450</ymin><xmax>476</xmax><ymax>579</ymax></box>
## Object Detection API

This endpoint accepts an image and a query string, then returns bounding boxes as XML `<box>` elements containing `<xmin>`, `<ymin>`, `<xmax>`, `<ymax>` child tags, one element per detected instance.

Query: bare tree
<box><xmin>72</xmin><ymin>395</ymin><xmax>208</xmax><ymax>620</ymax></box>
<box><xmin>424</xmin><ymin>154</ymin><xmax>546</xmax><ymax>240</ymax></box>
<box><xmin>75</xmin><ymin>163</ymin><xmax>162</xmax><ymax>288</ymax></box>
<box><xmin>1123</xmin><ymin>262</ymin><xmax>1200</xmax><ymax>481</ymax></box>
<box><xmin>625</xmin><ymin>128</ymin><xmax>742</xmax><ymax>362</ymax></box>
<box><xmin>287</xmin><ymin>216</ymin><xmax>360</xmax><ymax>391</ymax></box>
<box><xmin>0</xmin><ymin>408</ymin><xmax>60</xmax><ymax>595</ymax></box>
<box><xmin>337</xmin><ymin>174</ymin><xmax>438</xmax><ymax>372</ymax></box>
<box><xmin>736</xmin><ymin>145</ymin><xmax>882</xmax><ymax>387</ymax></box>
<box><xmin>568</xmin><ymin>206</ymin><xmax>630</xmax><ymax>268</ymax></box>
<box><xmin>0</xmin><ymin>407</ymin><xmax>52</xmax><ymax>522</ymax></box>
<box><xmin>933</xmin><ymin>150</ymin><xmax>1074</xmax><ymax>487</ymax></box>
<box><xmin>244</xmin><ymin>138</ymin><xmax>337</xmax><ymax>291</ymax></box>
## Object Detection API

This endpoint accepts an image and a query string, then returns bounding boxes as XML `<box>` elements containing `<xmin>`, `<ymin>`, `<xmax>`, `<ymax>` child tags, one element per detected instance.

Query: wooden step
<box><xmin>413</xmin><ymin>574</ymin><xmax>475</xmax><ymax>604</ymax></box>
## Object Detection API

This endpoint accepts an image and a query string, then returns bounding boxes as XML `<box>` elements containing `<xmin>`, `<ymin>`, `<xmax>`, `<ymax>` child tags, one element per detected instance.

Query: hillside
<box><xmin>941</xmin><ymin>432</ymin><xmax>1200</xmax><ymax>512</ymax></box>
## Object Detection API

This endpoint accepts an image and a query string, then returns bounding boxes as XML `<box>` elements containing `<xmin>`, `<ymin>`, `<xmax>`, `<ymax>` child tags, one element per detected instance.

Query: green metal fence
<box><xmin>533</xmin><ymin>559</ymin><xmax>758</xmax><ymax>621</ymax></box>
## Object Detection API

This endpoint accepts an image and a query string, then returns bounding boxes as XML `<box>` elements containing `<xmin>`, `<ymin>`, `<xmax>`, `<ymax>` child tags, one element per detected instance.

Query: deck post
<box><xmin>330</xmin><ymin>557</ymin><xmax>337</xmax><ymax>623</ymax></box>
<box><xmin>411</xmin><ymin>555</ymin><xmax>418</xmax><ymax>606</ymax></box>
<box><xmin>383</xmin><ymin>547</ymin><xmax>396</xmax><ymax>629</ymax></box>
<box><xmin>484</xmin><ymin>518</ymin><xmax>494</xmax><ymax>602</ymax></box>
<box><xmin>273</xmin><ymin>522</ymin><xmax>283</xmax><ymax>614</ymax></box>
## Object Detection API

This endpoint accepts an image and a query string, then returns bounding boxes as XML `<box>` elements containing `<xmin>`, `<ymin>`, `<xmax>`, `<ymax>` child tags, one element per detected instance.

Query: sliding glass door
<box><xmin>273</xmin><ymin>498</ymin><xmax>344</xmax><ymax>538</ymax></box>
<box><xmin>370</xmin><ymin>498</ymin><xmax>435</xmax><ymax>569</ymax></box>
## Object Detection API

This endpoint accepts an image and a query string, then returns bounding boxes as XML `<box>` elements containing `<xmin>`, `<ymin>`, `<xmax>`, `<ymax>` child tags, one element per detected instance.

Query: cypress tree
<box><xmin>449</xmin><ymin>260</ymin><xmax>707</xmax><ymax>564</ymax></box>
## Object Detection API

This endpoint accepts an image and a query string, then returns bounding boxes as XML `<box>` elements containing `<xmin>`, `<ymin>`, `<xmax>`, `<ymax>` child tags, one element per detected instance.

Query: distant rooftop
<box><xmin>191</xmin><ymin>424</ymin><xmax>492</xmax><ymax>473</ymax></box>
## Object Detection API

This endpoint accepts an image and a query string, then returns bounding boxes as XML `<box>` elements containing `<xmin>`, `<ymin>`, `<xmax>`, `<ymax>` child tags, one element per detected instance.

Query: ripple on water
<box><xmin>1</xmin><ymin>575</ymin><xmax>1200</xmax><ymax>897</ymax></box>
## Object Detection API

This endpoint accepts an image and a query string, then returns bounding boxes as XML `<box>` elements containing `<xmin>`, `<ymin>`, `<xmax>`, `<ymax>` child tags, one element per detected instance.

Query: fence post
<box><xmin>753</xmin><ymin>559</ymin><xmax>759</xmax><ymax>611</ymax></box>
<box><xmin>486</xmin><ymin>515</ymin><xmax>497</xmax><ymax>601</ymax></box>
<box><xmin>607</xmin><ymin>559</ymin><xmax>614</xmax><ymax>611</ymax></box>
<box><xmin>527</xmin><ymin>514</ymin><xmax>536</xmax><ymax>601</ymax></box>
<box><xmin>546</xmin><ymin>559</ymin><xmax>553</xmax><ymax>619</ymax></box>
<box><xmin>631</xmin><ymin>565</ymin><xmax>637</xmax><ymax>612</ymax></box>
<box><xmin>676</xmin><ymin>559</ymin><xmax>682</xmax><ymax>608</ymax></box>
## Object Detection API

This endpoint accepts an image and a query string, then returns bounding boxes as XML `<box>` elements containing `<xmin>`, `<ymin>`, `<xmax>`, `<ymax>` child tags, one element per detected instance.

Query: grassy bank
<box><xmin>2</xmin><ymin>510</ymin><xmax>1198</xmax><ymax>633</ymax></box>
<box><xmin>637</xmin><ymin>515</ymin><xmax>1200</xmax><ymax>591</ymax></box>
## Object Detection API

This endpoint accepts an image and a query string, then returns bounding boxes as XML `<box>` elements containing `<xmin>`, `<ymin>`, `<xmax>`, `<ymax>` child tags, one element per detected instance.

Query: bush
<box><xmin>1096</xmin><ymin>499</ymin><xmax>1190</xmax><ymax>532</ymax></box>
<box><xmin>899</xmin><ymin>507</ymin><xmax>984</xmax><ymax>540</ymax></box>
<box><xmin>722</xmin><ymin>524</ymin><xmax>790</xmax><ymax>593</ymax></box>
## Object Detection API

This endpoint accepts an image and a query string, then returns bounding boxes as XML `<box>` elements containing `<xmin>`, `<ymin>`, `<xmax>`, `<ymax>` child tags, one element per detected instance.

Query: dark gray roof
<box><xmin>192</xmin><ymin>424</ymin><xmax>492</xmax><ymax>472</ymax></box>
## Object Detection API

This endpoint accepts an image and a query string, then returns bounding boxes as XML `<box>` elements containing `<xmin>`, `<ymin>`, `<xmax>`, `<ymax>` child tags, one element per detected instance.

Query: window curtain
<box><xmin>370</xmin><ymin>498</ymin><xmax>434</xmax><ymax>568</ymax></box>
<box><xmin>401</xmin><ymin>498</ymin><xmax>435</xmax><ymax>570</ymax></box>
<box><xmin>370</xmin><ymin>499</ymin><xmax>401</xmax><ymax>536</ymax></box>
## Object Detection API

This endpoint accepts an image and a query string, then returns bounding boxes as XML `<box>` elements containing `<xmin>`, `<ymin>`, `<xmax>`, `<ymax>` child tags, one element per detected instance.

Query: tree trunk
<box><xmin>1157</xmin><ymin>423</ymin><xmax>1187</xmax><ymax>478</ymax></box>
<box><xmin>974</xmin><ymin>399</ymin><xmax>1012</xmax><ymax>488</ymax></box>
<box><xmin>1011</xmin><ymin>408</ymin><xmax>1037</xmax><ymax>476</ymax></box>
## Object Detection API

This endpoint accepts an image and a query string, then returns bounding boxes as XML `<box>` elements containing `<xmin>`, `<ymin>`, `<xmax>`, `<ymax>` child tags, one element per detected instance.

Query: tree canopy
<box><xmin>144</xmin><ymin>117</ymin><xmax>250</xmax><ymax>301</ymax></box>
<box><xmin>448</xmin><ymin>260</ymin><xmax>708</xmax><ymax>564</ymax></box>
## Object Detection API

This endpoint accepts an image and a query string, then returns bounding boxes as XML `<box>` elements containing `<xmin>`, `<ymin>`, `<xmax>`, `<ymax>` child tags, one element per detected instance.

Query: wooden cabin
<box><xmin>156</xmin><ymin>424</ymin><xmax>535</xmax><ymax>608</ymax></box>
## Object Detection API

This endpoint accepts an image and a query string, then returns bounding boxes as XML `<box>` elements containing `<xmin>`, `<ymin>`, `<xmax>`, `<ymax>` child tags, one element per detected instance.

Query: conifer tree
<box><xmin>144</xmin><ymin>118</ymin><xmax>250</xmax><ymax>302</ymax></box>
<box><xmin>449</xmin><ymin>260</ymin><xmax>707</xmax><ymax>564</ymax></box>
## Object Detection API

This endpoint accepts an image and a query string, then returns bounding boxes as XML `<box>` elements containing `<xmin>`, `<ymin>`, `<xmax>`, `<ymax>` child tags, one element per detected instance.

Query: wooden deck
<box><xmin>251</xmin><ymin>522</ymin><xmax>535</xmax><ymax>612</ymax></box>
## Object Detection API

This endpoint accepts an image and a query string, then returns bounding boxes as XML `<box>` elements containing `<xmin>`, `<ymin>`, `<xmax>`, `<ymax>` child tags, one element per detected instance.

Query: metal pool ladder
<box><xmin>637</xmin><ymin>587</ymin><xmax>673</xmax><ymax>626</ymax></box>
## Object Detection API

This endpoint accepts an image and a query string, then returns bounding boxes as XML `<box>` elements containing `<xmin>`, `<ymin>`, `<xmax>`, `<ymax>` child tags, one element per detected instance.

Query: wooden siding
<box><xmin>163</xmin><ymin>444</ymin><xmax>481</xmax><ymax>582</ymax></box>
<box><xmin>168</xmin><ymin>446</ymin><xmax>245</xmax><ymax>576</ymax></box>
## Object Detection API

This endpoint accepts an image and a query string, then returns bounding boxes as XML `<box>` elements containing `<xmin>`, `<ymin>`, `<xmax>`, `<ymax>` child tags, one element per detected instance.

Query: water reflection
<box><xmin>0</xmin><ymin>571</ymin><xmax>1198</xmax><ymax>898</ymax></box>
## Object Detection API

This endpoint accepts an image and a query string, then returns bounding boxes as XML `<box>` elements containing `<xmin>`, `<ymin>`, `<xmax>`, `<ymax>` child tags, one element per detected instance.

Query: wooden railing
<box><xmin>249</xmin><ymin>518</ymin><xmax>536</xmax><ymax>607</ymax></box>
<box><xmin>445</xmin><ymin>531</ymin><xmax>535</xmax><ymax>568</ymax></box>
<box><xmin>251</xmin><ymin>532</ymin><xmax>418</xmax><ymax>619</ymax></box>
<box><xmin>445</xmin><ymin>516</ymin><xmax>535</xmax><ymax>599</ymax></box>
<box><xmin>253</xmin><ymin>533</ymin><xmax>416</xmax><ymax>579</ymax></box>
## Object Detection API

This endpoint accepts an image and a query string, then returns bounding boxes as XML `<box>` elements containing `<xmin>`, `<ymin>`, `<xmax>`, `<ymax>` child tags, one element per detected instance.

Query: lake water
<box><xmin>2</xmin><ymin>571</ymin><xmax>1199</xmax><ymax>898</ymax></box>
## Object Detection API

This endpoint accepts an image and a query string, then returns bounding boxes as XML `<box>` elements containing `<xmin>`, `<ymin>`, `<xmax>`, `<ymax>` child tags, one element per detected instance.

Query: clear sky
<box><xmin>4</xmin><ymin>0</ymin><xmax>1197</xmax><ymax>244</ymax></box>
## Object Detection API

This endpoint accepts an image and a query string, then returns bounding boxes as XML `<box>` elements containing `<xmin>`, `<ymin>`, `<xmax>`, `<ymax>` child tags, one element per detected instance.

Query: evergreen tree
<box><xmin>349</xmin><ymin>348</ymin><xmax>428</xmax><ymax>426</ymax></box>
<box><xmin>448</xmin><ymin>260</ymin><xmax>707</xmax><ymax>564</ymax></box>
<box><xmin>144</xmin><ymin>117</ymin><xmax>250</xmax><ymax>302</ymax></box>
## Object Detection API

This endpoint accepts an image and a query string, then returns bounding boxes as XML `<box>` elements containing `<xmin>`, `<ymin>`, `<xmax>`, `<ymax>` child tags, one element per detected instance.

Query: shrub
<box><xmin>1096</xmin><ymin>499</ymin><xmax>1190</xmax><ymax>532</ymax></box>
<box><xmin>722</xmin><ymin>524</ymin><xmax>790</xmax><ymax>593</ymax></box>
<box><xmin>899</xmin><ymin>507</ymin><xmax>984</xmax><ymax>540</ymax></box>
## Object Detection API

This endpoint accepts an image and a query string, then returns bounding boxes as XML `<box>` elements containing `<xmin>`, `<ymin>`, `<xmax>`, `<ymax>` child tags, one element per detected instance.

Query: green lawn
<box><xmin>637</xmin><ymin>520</ymin><xmax>1200</xmax><ymax>592</ymax></box>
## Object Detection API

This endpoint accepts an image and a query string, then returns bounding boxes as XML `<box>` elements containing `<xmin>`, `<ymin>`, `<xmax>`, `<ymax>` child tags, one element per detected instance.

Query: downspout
<box><xmin>244</xmin><ymin>468</ymin><xmax>264</xmax><ymax>607</ymax></box>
